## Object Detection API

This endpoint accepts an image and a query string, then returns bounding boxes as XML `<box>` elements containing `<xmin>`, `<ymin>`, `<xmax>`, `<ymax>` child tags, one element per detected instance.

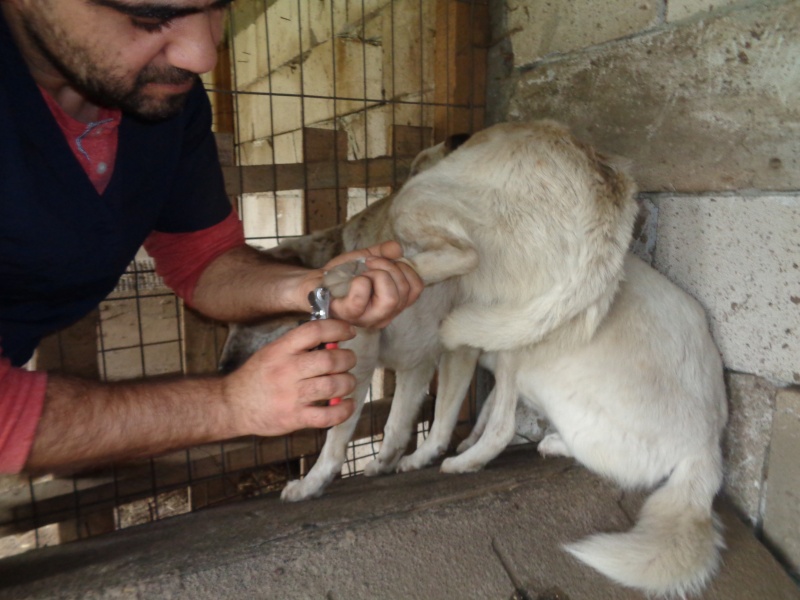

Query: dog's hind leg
<box><xmin>455</xmin><ymin>387</ymin><xmax>495</xmax><ymax>454</ymax></box>
<box><xmin>441</xmin><ymin>352</ymin><xmax>518</xmax><ymax>473</ymax></box>
<box><xmin>396</xmin><ymin>347</ymin><xmax>480</xmax><ymax>472</ymax></box>
<box><xmin>364</xmin><ymin>362</ymin><xmax>437</xmax><ymax>476</ymax></box>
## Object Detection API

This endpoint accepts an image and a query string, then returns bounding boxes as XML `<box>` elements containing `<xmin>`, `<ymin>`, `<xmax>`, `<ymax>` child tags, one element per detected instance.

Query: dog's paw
<box><xmin>280</xmin><ymin>478</ymin><xmax>323</xmax><ymax>502</ymax></box>
<box><xmin>440</xmin><ymin>455</ymin><xmax>485</xmax><ymax>474</ymax></box>
<box><xmin>396</xmin><ymin>455</ymin><xmax>421</xmax><ymax>473</ymax></box>
<box><xmin>396</xmin><ymin>452</ymin><xmax>431</xmax><ymax>473</ymax></box>
<box><xmin>537</xmin><ymin>433</ymin><xmax>572</xmax><ymax>458</ymax></box>
<box><xmin>323</xmin><ymin>259</ymin><xmax>369</xmax><ymax>299</ymax></box>
<box><xmin>364</xmin><ymin>457</ymin><xmax>396</xmax><ymax>477</ymax></box>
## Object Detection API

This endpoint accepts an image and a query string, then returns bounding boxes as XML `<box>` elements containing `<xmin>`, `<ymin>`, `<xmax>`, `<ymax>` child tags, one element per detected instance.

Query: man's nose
<box><xmin>164</xmin><ymin>11</ymin><xmax>224</xmax><ymax>75</ymax></box>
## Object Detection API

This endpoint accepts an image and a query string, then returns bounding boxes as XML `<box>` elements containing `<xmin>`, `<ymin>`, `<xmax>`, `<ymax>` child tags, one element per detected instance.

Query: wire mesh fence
<box><xmin>0</xmin><ymin>0</ymin><xmax>488</xmax><ymax>557</ymax></box>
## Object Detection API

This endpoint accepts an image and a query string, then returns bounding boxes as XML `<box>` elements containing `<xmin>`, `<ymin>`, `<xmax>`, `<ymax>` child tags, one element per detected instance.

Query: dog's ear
<box><xmin>445</xmin><ymin>133</ymin><xmax>471</xmax><ymax>153</ymax></box>
<box><xmin>584</xmin><ymin>145</ymin><xmax>636</xmax><ymax>207</ymax></box>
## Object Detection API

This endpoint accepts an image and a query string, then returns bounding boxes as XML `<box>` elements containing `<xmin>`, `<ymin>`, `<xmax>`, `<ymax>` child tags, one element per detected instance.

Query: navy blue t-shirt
<box><xmin>0</xmin><ymin>12</ymin><xmax>233</xmax><ymax>367</ymax></box>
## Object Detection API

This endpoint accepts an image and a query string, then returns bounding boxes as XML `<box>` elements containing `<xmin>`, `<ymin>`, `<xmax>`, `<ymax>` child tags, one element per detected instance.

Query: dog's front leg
<box><xmin>441</xmin><ymin>351</ymin><xmax>517</xmax><ymax>473</ymax></box>
<box><xmin>281</xmin><ymin>331</ymin><xmax>379</xmax><ymax>502</ymax></box>
<box><xmin>364</xmin><ymin>362</ymin><xmax>437</xmax><ymax>476</ymax></box>
<box><xmin>281</xmin><ymin>376</ymin><xmax>372</xmax><ymax>502</ymax></box>
<box><xmin>400</xmin><ymin>240</ymin><xmax>478</xmax><ymax>286</ymax></box>
<box><xmin>392</xmin><ymin>213</ymin><xmax>478</xmax><ymax>285</ymax></box>
<box><xmin>397</xmin><ymin>346</ymin><xmax>480</xmax><ymax>472</ymax></box>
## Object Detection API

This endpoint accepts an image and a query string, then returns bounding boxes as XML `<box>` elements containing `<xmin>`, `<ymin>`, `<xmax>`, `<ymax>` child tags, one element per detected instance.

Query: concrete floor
<box><xmin>0</xmin><ymin>445</ymin><xmax>798</xmax><ymax>599</ymax></box>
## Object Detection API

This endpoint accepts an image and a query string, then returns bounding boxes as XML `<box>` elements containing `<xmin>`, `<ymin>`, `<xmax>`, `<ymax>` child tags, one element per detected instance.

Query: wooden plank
<box><xmin>303</xmin><ymin>128</ymin><xmax>348</xmax><ymax>231</ymax></box>
<box><xmin>392</xmin><ymin>125</ymin><xmax>434</xmax><ymax>158</ymax></box>
<box><xmin>214</xmin><ymin>132</ymin><xmax>236</xmax><ymax>171</ymax></box>
<box><xmin>35</xmin><ymin>310</ymin><xmax>100</xmax><ymax>378</ymax></box>
<box><xmin>58</xmin><ymin>511</ymin><xmax>116</xmax><ymax>544</ymax></box>
<box><xmin>0</xmin><ymin>396</ymin><xmax>432</xmax><ymax>535</ymax></box>
<box><xmin>210</xmin><ymin>38</ymin><xmax>235</xmax><ymax>134</ymax></box>
<box><xmin>222</xmin><ymin>156</ymin><xmax>414</xmax><ymax>197</ymax></box>
<box><xmin>434</xmin><ymin>0</ymin><xmax>489</xmax><ymax>140</ymax></box>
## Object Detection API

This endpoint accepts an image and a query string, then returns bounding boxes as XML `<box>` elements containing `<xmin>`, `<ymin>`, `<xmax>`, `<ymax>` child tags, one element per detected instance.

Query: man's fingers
<box><xmin>280</xmin><ymin>319</ymin><xmax>356</xmax><ymax>354</ymax></box>
<box><xmin>301</xmin><ymin>399</ymin><xmax>356</xmax><ymax>429</ymax></box>
<box><xmin>368</xmin><ymin>256</ymin><xmax>423</xmax><ymax>307</ymax></box>
<box><xmin>327</xmin><ymin>257</ymin><xmax>423</xmax><ymax>326</ymax></box>
<box><xmin>300</xmin><ymin>371</ymin><xmax>357</xmax><ymax>404</ymax></box>
<box><xmin>365</xmin><ymin>256</ymin><xmax>411</xmax><ymax>305</ymax></box>
<box><xmin>373</xmin><ymin>239</ymin><xmax>404</xmax><ymax>260</ymax></box>
<box><xmin>357</xmin><ymin>268</ymin><xmax>405</xmax><ymax>322</ymax></box>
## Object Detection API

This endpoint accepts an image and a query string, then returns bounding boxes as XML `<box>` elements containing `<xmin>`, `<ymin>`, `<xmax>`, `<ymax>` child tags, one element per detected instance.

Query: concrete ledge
<box><xmin>1</xmin><ymin>446</ymin><xmax>797</xmax><ymax>599</ymax></box>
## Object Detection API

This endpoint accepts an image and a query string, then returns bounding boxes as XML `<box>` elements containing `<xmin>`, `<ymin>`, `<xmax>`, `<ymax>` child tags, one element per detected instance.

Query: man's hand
<box><xmin>316</xmin><ymin>240</ymin><xmax>424</xmax><ymax>329</ymax></box>
<box><xmin>22</xmin><ymin>319</ymin><xmax>358</xmax><ymax>474</ymax></box>
<box><xmin>223</xmin><ymin>319</ymin><xmax>358</xmax><ymax>436</ymax></box>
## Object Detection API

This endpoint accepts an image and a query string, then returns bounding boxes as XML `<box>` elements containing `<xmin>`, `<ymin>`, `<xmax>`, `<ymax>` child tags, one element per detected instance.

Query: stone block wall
<box><xmin>488</xmin><ymin>0</ymin><xmax>800</xmax><ymax>578</ymax></box>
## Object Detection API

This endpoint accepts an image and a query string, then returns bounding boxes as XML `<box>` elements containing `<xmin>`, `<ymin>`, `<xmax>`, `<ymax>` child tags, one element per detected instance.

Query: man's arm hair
<box><xmin>25</xmin><ymin>373</ymin><xmax>235</xmax><ymax>474</ymax></box>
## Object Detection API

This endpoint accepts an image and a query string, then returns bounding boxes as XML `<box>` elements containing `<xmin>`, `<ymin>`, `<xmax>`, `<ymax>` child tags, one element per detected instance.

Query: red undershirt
<box><xmin>0</xmin><ymin>89</ymin><xmax>244</xmax><ymax>473</ymax></box>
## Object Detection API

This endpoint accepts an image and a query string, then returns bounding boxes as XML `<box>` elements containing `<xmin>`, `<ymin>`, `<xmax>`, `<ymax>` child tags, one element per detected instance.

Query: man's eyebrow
<box><xmin>90</xmin><ymin>0</ymin><xmax>234</xmax><ymax>21</ymax></box>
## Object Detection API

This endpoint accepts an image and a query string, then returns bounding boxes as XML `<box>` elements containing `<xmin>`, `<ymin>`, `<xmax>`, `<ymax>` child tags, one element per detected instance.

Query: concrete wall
<box><xmin>488</xmin><ymin>0</ymin><xmax>800</xmax><ymax>578</ymax></box>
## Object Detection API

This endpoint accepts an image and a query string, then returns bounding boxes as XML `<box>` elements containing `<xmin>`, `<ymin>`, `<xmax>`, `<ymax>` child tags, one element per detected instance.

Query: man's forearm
<box><xmin>189</xmin><ymin>241</ymin><xmax>424</xmax><ymax>330</ymax></box>
<box><xmin>25</xmin><ymin>374</ymin><xmax>237</xmax><ymax>474</ymax></box>
<box><xmin>190</xmin><ymin>244</ymin><xmax>315</xmax><ymax>322</ymax></box>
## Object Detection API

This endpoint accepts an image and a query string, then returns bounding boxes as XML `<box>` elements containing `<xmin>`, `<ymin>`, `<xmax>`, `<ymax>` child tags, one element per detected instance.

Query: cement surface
<box><xmin>0</xmin><ymin>445</ymin><xmax>797</xmax><ymax>599</ymax></box>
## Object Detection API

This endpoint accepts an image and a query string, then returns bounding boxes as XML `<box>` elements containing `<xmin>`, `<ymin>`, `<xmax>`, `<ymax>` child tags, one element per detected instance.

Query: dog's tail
<box><xmin>565</xmin><ymin>456</ymin><xmax>725</xmax><ymax>598</ymax></box>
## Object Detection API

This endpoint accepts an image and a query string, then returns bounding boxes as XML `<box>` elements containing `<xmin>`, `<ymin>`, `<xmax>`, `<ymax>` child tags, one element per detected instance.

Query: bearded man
<box><xmin>0</xmin><ymin>0</ymin><xmax>422</xmax><ymax>474</ymax></box>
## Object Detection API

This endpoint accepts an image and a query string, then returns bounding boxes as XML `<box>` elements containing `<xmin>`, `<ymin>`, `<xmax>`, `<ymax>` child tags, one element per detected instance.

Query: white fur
<box><xmin>469</xmin><ymin>256</ymin><xmax>728</xmax><ymax>597</ymax></box>
<box><xmin>388</xmin><ymin>122</ymin><xmax>728</xmax><ymax>596</ymax></box>
<box><xmin>391</xmin><ymin>121</ymin><xmax>639</xmax><ymax>352</ymax></box>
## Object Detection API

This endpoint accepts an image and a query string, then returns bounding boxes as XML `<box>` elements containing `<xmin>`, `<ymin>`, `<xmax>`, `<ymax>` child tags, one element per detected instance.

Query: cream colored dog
<box><xmin>385</xmin><ymin>121</ymin><xmax>728</xmax><ymax>597</ymax></box>
<box><xmin>222</xmin><ymin>121</ymin><xmax>728</xmax><ymax>597</ymax></box>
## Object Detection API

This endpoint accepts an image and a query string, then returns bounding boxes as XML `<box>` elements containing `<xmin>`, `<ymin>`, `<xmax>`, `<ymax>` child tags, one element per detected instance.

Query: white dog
<box><xmin>382</xmin><ymin>121</ymin><xmax>728</xmax><ymax>597</ymax></box>
<box><xmin>222</xmin><ymin>121</ymin><xmax>728</xmax><ymax>597</ymax></box>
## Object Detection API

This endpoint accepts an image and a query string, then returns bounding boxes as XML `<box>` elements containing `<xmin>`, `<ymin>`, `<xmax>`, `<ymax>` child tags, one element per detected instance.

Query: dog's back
<box><xmin>391</xmin><ymin>121</ymin><xmax>640</xmax><ymax>352</ymax></box>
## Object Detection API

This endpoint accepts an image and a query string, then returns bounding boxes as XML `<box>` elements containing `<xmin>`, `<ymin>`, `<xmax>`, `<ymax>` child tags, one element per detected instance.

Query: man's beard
<box><xmin>115</xmin><ymin>67</ymin><xmax>196</xmax><ymax>121</ymax></box>
<box><xmin>23</xmin><ymin>16</ymin><xmax>195</xmax><ymax>121</ymax></box>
